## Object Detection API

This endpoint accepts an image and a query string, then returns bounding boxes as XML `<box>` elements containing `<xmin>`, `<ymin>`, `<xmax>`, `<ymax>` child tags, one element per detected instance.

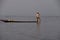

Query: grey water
<box><xmin>0</xmin><ymin>0</ymin><xmax>60</xmax><ymax>40</ymax></box>
<box><xmin>0</xmin><ymin>16</ymin><xmax>60</xmax><ymax>40</ymax></box>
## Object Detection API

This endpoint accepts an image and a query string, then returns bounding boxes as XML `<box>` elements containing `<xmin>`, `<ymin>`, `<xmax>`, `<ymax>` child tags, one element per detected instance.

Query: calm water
<box><xmin>0</xmin><ymin>16</ymin><xmax>60</xmax><ymax>40</ymax></box>
<box><xmin>0</xmin><ymin>0</ymin><xmax>60</xmax><ymax>40</ymax></box>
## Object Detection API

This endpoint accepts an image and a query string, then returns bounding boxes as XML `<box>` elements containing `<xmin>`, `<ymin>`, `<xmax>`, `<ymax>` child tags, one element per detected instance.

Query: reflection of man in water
<box><xmin>35</xmin><ymin>11</ymin><xmax>40</xmax><ymax>23</ymax></box>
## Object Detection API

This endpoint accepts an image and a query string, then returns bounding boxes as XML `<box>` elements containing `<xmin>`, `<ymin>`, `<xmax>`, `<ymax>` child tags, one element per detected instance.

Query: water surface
<box><xmin>0</xmin><ymin>16</ymin><xmax>60</xmax><ymax>40</ymax></box>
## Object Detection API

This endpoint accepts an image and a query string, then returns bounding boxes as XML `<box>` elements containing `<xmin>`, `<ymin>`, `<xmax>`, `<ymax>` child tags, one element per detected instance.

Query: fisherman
<box><xmin>35</xmin><ymin>11</ymin><xmax>40</xmax><ymax>23</ymax></box>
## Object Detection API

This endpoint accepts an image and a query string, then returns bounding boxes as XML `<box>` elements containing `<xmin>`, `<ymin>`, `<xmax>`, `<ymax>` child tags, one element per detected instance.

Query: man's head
<box><xmin>36</xmin><ymin>11</ymin><xmax>40</xmax><ymax>14</ymax></box>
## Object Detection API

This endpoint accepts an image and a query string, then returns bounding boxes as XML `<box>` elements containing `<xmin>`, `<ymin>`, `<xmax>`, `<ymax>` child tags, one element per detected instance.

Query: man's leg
<box><xmin>37</xmin><ymin>17</ymin><xmax>40</xmax><ymax>23</ymax></box>
<box><xmin>37</xmin><ymin>17</ymin><xmax>39</xmax><ymax>23</ymax></box>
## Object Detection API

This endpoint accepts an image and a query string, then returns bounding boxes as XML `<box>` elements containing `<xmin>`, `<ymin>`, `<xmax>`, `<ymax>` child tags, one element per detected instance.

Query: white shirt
<box><xmin>36</xmin><ymin>14</ymin><xmax>40</xmax><ymax>17</ymax></box>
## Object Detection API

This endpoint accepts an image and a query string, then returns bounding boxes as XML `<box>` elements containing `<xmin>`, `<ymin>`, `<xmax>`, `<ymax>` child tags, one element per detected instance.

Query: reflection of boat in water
<box><xmin>0</xmin><ymin>19</ymin><xmax>36</xmax><ymax>23</ymax></box>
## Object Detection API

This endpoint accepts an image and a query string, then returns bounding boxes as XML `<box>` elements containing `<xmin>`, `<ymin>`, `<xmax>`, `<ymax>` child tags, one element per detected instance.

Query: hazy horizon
<box><xmin>0</xmin><ymin>0</ymin><xmax>60</xmax><ymax>16</ymax></box>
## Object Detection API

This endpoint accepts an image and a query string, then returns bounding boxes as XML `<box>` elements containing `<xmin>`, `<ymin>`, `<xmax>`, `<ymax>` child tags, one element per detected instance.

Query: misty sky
<box><xmin>1</xmin><ymin>0</ymin><xmax>60</xmax><ymax>16</ymax></box>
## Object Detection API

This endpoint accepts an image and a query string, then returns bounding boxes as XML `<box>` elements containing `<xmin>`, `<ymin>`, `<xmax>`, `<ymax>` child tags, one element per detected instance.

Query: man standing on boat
<box><xmin>35</xmin><ymin>11</ymin><xmax>41</xmax><ymax>23</ymax></box>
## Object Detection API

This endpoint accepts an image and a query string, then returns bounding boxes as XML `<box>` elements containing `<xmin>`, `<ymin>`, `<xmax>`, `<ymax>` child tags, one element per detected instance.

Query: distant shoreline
<box><xmin>0</xmin><ymin>16</ymin><xmax>60</xmax><ymax>17</ymax></box>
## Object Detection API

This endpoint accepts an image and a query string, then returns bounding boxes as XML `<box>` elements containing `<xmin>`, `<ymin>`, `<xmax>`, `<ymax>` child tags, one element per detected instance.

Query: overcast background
<box><xmin>0</xmin><ymin>0</ymin><xmax>60</xmax><ymax>16</ymax></box>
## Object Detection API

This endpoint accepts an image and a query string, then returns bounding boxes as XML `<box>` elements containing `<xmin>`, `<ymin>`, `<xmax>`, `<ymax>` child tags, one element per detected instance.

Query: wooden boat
<box><xmin>0</xmin><ymin>19</ymin><xmax>36</xmax><ymax>23</ymax></box>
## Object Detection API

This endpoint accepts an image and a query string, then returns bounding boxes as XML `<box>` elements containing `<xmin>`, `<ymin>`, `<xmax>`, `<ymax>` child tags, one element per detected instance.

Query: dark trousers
<box><xmin>36</xmin><ymin>17</ymin><xmax>40</xmax><ymax>22</ymax></box>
